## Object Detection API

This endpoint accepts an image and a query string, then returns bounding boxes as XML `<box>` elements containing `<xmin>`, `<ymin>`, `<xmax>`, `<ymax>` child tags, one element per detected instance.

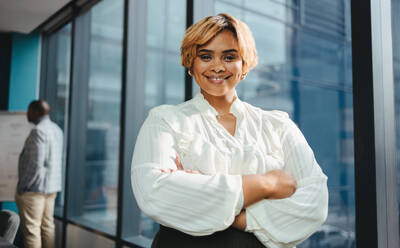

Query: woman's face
<box><xmin>192</xmin><ymin>30</ymin><xmax>243</xmax><ymax>99</ymax></box>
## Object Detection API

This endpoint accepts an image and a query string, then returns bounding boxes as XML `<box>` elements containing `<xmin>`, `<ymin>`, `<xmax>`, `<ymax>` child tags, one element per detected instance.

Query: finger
<box><xmin>175</xmin><ymin>154</ymin><xmax>184</xmax><ymax>170</ymax></box>
<box><xmin>185</xmin><ymin>169</ymin><xmax>201</xmax><ymax>174</ymax></box>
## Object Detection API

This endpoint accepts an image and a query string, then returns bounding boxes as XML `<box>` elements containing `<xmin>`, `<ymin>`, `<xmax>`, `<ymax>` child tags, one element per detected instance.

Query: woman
<box><xmin>131</xmin><ymin>13</ymin><xmax>328</xmax><ymax>248</ymax></box>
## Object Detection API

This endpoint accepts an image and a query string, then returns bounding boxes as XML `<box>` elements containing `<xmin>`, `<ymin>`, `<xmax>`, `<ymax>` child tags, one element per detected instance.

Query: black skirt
<box><xmin>151</xmin><ymin>225</ymin><xmax>266</xmax><ymax>248</ymax></box>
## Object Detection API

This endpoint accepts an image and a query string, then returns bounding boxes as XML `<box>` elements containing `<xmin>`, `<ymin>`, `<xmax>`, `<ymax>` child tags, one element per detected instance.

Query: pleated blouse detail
<box><xmin>131</xmin><ymin>92</ymin><xmax>328</xmax><ymax>248</ymax></box>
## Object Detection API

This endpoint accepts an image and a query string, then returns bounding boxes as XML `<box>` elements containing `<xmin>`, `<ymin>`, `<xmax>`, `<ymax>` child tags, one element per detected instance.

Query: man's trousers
<box><xmin>15</xmin><ymin>192</ymin><xmax>57</xmax><ymax>248</ymax></box>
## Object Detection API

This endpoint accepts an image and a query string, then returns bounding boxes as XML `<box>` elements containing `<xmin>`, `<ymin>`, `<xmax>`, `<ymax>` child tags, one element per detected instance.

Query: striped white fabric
<box><xmin>131</xmin><ymin>92</ymin><xmax>328</xmax><ymax>247</ymax></box>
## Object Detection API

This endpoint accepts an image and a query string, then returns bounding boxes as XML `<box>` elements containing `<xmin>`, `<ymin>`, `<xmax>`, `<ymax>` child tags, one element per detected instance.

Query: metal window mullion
<box><xmin>65</xmin><ymin>9</ymin><xmax>91</xmax><ymax>224</ymax></box>
<box><xmin>185</xmin><ymin>0</ymin><xmax>193</xmax><ymax>101</ymax></box>
<box><xmin>48</xmin><ymin>34</ymin><xmax>59</xmax><ymax>108</ymax></box>
<box><xmin>371</xmin><ymin>0</ymin><xmax>399</xmax><ymax>247</ymax></box>
<box><xmin>351</xmin><ymin>0</ymin><xmax>399</xmax><ymax>247</ymax></box>
<box><xmin>60</xmin><ymin>12</ymin><xmax>79</xmax><ymax>248</ymax></box>
<box><xmin>161</xmin><ymin>0</ymin><xmax>169</xmax><ymax>104</ymax></box>
<box><xmin>40</xmin><ymin>34</ymin><xmax>58</xmax><ymax>105</ymax></box>
<box><xmin>120</xmin><ymin>0</ymin><xmax>148</xmax><ymax>242</ymax></box>
<box><xmin>39</xmin><ymin>35</ymin><xmax>49</xmax><ymax>100</ymax></box>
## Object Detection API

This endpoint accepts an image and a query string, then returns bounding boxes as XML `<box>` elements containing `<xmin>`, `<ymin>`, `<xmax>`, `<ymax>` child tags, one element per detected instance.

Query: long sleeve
<box><xmin>245</xmin><ymin>112</ymin><xmax>328</xmax><ymax>248</ymax></box>
<box><xmin>131</xmin><ymin>108</ymin><xmax>243</xmax><ymax>236</ymax></box>
<box><xmin>17</xmin><ymin>129</ymin><xmax>47</xmax><ymax>194</ymax></box>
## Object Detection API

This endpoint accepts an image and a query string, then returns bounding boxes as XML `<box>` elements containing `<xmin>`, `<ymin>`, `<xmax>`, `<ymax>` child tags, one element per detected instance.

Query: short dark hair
<box><xmin>28</xmin><ymin>100</ymin><xmax>50</xmax><ymax>116</ymax></box>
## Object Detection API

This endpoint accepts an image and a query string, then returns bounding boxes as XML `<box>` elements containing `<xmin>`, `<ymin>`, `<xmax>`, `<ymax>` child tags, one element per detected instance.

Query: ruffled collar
<box><xmin>193</xmin><ymin>91</ymin><xmax>245</xmax><ymax>119</ymax></box>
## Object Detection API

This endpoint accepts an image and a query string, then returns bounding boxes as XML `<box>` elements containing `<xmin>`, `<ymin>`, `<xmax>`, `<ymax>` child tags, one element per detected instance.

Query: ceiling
<box><xmin>0</xmin><ymin>0</ymin><xmax>72</xmax><ymax>34</ymax></box>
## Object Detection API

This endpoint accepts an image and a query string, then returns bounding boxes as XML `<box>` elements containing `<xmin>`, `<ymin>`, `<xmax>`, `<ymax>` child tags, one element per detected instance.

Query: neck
<box><xmin>200</xmin><ymin>89</ymin><xmax>237</xmax><ymax>114</ymax></box>
<box><xmin>32</xmin><ymin>115</ymin><xmax>48</xmax><ymax>125</ymax></box>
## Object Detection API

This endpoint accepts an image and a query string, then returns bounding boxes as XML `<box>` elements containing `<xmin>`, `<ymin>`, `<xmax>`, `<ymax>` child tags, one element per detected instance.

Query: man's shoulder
<box><xmin>35</xmin><ymin>119</ymin><xmax>63</xmax><ymax>138</ymax></box>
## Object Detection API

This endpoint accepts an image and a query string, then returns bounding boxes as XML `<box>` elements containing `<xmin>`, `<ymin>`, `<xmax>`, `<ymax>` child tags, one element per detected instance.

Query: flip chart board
<box><xmin>0</xmin><ymin>112</ymin><xmax>32</xmax><ymax>201</ymax></box>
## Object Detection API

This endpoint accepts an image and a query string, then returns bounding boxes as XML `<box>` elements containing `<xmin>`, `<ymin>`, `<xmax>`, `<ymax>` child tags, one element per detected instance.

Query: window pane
<box><xmin>52</xmin><ymin>23</ymin><xmax>72</xmax><ymax>217</ymax></box>
<box><xmin>124</xmin><ymin>0</ymin><xmax>186</xmax><ymax>245</ymax></box>
<box><xmin>216</xmin><ymin>1</ymin><xmax>355</xmax><ymax>247</ymax></box>
<box><xmin>243</xmin><ymin>0</ymin><xmax>296</xmax><ymax>22</ymax></box>
<box><xmin>144</xmin><ymin>0</ymin><xmax>186</xmax><ymax>238</ymax></box>
<box><xmin>70</xmin><ymin>0</ymin><xmax>124</xmax><ymax>235</ymax></box>
<box><xmin>145</xmin><ymin>0</ymin><xmax>186</xmax><ymax>112</ymax></box>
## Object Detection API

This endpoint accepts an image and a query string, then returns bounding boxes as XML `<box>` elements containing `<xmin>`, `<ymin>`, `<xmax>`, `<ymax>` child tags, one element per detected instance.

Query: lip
<box><xmin>205</xmin><ymin>75</ymin><xmax>231</xmax><ymax>84</ymax></box>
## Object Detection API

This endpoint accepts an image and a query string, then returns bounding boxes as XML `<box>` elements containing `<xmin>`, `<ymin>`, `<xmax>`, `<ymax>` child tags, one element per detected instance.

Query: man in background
<box><xmin>15</xmin><ymin>100</ymin><xmax>63</xmax><ymax>248</ymax></box>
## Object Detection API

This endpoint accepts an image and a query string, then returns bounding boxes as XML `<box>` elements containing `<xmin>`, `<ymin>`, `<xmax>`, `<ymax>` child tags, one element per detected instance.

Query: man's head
<box><xmin>27</xmin><ymin>100</ymin><xmax>50</xmax><ymax>124</ymax></box>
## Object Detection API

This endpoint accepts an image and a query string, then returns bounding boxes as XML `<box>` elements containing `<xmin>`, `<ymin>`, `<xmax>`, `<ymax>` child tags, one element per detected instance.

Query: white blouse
<box><xmin>131</xmin><ymin>92</ymin><xmax>328</xmax><ymax>248</ymax></box>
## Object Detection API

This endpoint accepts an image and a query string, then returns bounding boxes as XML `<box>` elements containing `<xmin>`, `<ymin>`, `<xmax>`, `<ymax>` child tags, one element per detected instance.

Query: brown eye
<box><xmin>224</xmin><ymin>54</ymin><xmax>237</xmax><ymax>61</ymax></box>
<box><xmin>199</xmin><ymin>54</ymin><xmax>212</xmax><ymax>61</ymax></box>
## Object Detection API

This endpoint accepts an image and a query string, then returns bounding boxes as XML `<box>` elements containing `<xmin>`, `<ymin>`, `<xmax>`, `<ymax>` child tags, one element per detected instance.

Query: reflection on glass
<box><xmin>244</xmin><ymin>0</ymin><xmax>296</xmax><ymax>22</ymax></box>
<box><xmin>80</xmin><ymin>0</ymin><xmax>123</xmax><ymax>235</ymax></box>
<box><xmin>216</xmin><ymin>1</ymin><xmax>355</xmax><ymax>247</ymax></box>
<box><xmin>52</xmin><ymin>23</ymin><xmax>72</xmax><ymax>217</ymax></box>
<box><xmin>145</xmin><ymin>0</ymin><xmax>186</xmax><ymax>114</ymax></box>
<box><xmin>141</xmin><ymin>0</ymin><xmax>186</xmax><ymax>240</ymax></box>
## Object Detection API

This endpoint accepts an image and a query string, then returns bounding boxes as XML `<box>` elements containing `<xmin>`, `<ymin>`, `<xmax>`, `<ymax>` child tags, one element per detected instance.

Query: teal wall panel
<box><xmin>8</xmin><ymin>31</ymin><xmax>40</xmax><ymax>111</ymax></box>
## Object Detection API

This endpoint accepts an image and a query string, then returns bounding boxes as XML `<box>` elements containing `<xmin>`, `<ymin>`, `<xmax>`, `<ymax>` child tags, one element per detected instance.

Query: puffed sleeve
<box><xmin>131</xmin><ymin>107</ymin><xmax>244</xmax><ymax>236</ymax></box>
<box><xmin>245</xmin><ymin>111</ymin><xmax>328</xmax><ymax>248</ymax></box>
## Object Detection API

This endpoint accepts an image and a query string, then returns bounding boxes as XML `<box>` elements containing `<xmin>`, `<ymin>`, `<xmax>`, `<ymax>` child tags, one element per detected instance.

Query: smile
<box><xmin>205</xmin><ymin>75</ymin><xmax>231</xmax><ymax>84</ymax></box>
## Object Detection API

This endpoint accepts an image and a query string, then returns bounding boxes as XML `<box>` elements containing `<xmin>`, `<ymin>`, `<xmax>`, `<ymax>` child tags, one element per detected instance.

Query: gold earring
<box><xmin>241</xmin><ymin>73</ymin><xmax>247</xmax><ymax>80</ymax></box>
<box><xmin>188</xmin><ymin>70</ymin><xmax>193</xmax><ymax>76</ymax></box>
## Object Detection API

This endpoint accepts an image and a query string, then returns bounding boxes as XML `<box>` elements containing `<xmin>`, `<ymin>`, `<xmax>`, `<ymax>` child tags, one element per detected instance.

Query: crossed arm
<box><xmin>172</xmin><ymin>155</ymin><xmax>297</xmax><ymax>230</ymax></box>
<box><xmin>131</xmin><ymin>111</ymin><xmax>328</xmax><ymax>246</ymax></box>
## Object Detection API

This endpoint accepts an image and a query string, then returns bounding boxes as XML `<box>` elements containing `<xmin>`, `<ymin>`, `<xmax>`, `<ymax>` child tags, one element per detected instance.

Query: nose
<box><xmin>211</xmin><ymin>58</ymin><xmax>225</xmax><ymax>73</ymax></box>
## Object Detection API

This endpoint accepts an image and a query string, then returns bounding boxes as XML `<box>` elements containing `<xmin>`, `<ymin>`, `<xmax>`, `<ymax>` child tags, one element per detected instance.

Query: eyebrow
<box><xmin>198</xmin><ymin>49</ymin><xmax>239</xmax><ymax>53</ymax></box>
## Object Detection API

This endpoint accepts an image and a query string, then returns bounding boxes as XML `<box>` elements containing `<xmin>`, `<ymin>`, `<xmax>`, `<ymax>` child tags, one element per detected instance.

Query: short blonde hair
<box><xmin>181</xmin><ymin>13</ymin><xmax>258</xmax><ymax>75</ymax></box>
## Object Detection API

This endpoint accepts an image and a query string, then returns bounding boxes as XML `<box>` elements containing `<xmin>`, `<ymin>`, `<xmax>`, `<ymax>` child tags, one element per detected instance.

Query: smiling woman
<box><xmin>131</xmin><ymin>13</ymin><xmax>328</xmax><ymax>248</ymax></box>
<box><xmin>192</xmin><ymin>30</ymin><xmax>243</xmax><ymax>99</ymax></box>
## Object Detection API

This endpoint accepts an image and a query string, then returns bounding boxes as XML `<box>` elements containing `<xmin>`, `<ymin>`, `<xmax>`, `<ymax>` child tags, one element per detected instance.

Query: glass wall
<box><xmin>42</xmin><ymin>23</ymin><xmax>72</xmax><ymax>217</ymax></box>
<box><xmin>41</xmin><ymin>0</ymin><xmax>186</xmax><ymax>245</ymax></box>
<box><xmin>213</xmin><ymin>0</ymin><xmax>355</xmax><ymax>247</ymax></box>
<box><xmin>54</xmin><ymin>24</ymin><xmax>71</xmax><ymax>217</ymax></box>
<box><xmin>38</xmin><ymin>0</ymin><xmax>390</xmax><ymax>247</ymax></box>
<box><xmin>124</xmin><ymin>0</ymin><xmax>187</xmax><ymax>244</ymax></box>
<box><xmin>145</xmin><ymin>0</ymin><xmax>187</xmax><ymax>111</ymax></box>
<box><xmin>76</xmin><ymin>0</ymin><xmax>123</xmax><ymax>234</ymax></box>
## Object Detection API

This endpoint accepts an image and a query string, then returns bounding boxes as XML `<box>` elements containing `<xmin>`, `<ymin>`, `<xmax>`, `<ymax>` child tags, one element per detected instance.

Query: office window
<box><xmin>122</xmin><ymin>0</ymin><xmax>186</xmax><ymax>245</ymax></box>
<box><xmin>145</xmin><ymin>0</ymin><xmax>186</xmax><ymax>112</ymax></box>
<box><xmin>68</xmin><ymin>0</ymin><xmax>124</xmax><ymax>235</ymax></box>
<box><xmin>215</xmin><ymin>1</ymin><xmax>355</xmax><ymax>247</ymax></box>
<box><xmin>41</xmin><ymin>23</ymin><xmax>72</xmax><ymax>217</ymax></box>
<box><xmin>54</xmin><ymin>24</ymin><xmax>71</xmax><ymax>217</ymax></box>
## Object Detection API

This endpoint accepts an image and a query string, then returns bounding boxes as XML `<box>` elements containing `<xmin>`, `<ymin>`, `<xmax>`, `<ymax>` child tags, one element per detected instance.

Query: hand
<box><xmin>231</xmin><ymin>210</ymin><xmax>246</xmax><ymax>230</ymax></box>
<box><xmin>160</xmin><ymin>155</ymin><xmax>201</xmax><ymax>174</ymax></box>
<box><xmin>175</xmin><ymin>155</ymin><xmax>201</xmax><ymax>174</ymax></box>
<box><xmin>263</xmin><ymin>170</ymin><xmax>297</xmax><ymax>199</ymax></box>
